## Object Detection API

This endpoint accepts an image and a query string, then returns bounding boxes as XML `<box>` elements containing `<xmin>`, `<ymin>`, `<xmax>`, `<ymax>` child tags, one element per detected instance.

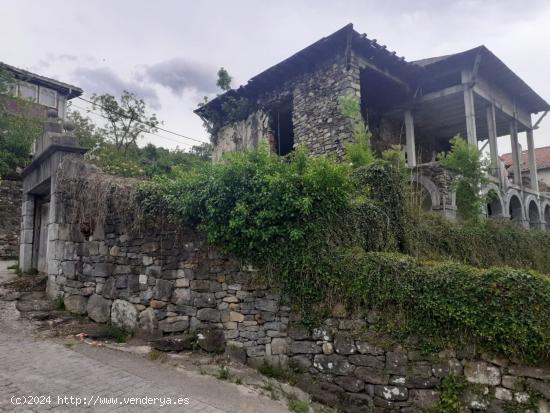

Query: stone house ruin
<box><xmin>195</xmin><ymin>24</ymin><xmax>550</xmax><ymax>228</ymax></box>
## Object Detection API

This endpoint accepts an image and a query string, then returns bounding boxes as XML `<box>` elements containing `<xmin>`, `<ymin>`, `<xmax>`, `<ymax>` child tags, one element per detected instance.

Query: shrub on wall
<box><xmin>137</xmin><ymin>146</ymin><xmax>550</xmax><ymax>362</ymax></box>
<box><xmin>411</xmin><ymin>212</ymin><xmax>550</xmax><ymax>273</ymax></box>
<box><xmin>338</xmin><ymin>251</ymin><xmax>550</xmax><ymax>363</ymax></box>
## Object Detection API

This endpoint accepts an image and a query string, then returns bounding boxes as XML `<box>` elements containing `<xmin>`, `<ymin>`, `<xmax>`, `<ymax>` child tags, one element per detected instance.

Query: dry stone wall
<box><xmin>0</xmin><ymin>179</ymin><xmax>22</xmax><ymax>258</ymax></box>
<box><xmin>47</xmin><ymin>177</ymin><xmax>549</xmax><ymax>413</ymax></box>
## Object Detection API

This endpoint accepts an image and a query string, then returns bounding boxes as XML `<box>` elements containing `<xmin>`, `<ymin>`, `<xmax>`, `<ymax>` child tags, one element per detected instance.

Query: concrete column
<box><xmin>404</xmin><ymin>110</ymin><xmax>416</xmax><ymax>167</ymax></box>
<box><xmin>462</xmin><ymin>70</ymin><xmax>477</xmax><ymax>146</ymax></box>
<box><xmin>19</xmin><ymin>194</ymin><xmax>35</xmax><ymax>272</ymax></box>
<box><xmin>46</xmin><ymin>176</ymin><xmax>62</xmax><ymax>299</ymax></box>
<box><xmin>526</xmin><ymin>129</ymin><xmax>539</xmax><ymax>192</ymax></box>
<box><xmin>510</xmin><ymin>121</ymin><xmax>522</xmax><ymax>187</ymax></box>
<box><xmin>486</xmin><ymin>105</ymin><xmax>501</xmax><ymax>183</ymax></box>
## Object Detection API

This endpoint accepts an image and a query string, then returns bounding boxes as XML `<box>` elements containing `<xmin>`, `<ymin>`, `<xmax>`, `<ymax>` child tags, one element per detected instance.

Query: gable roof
<box><xmin>196</xmin><ymin>23</ymin><xmax>423</xmax><ymax>118</ymax></box>
<box><xmin>0</xmin><ymin>61</ymin><xmax>83</xmax><ymax>99</ymax></box>
<box><xmin>413</xmin><ymin>46</ymin><xmax>550</xmax><ymax>114</ymax></box>
<box><xmin>501</xmin><ymin>146</ymin><xmax>550</xmax><ymax>171</ymax></box>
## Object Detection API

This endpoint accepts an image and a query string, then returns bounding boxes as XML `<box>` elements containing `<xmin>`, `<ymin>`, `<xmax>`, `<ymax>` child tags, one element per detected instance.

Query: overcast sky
<box><xmin>2</xmin><ymin>0</ymin><xmax>549</xmax><ymax>154</ymax></box>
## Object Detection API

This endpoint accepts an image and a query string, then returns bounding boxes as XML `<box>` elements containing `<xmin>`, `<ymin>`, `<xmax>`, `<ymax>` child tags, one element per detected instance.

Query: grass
<box><xmin>288</xmin><ymin>399</ymin><xmax>310</xmax><ymax>413</ymax></box>
<box><xmin>148</xmin><ymin>349</ymin><xmax>167</xmax><ymax>362</ymax></box>
<box><xmin>217</xmin><ymin>365</ymin><xmax>231</xmax><ymax>381</ymax></box>
<box><xmin>257</xmin><ymin>361</ymin><xmax>297</xmax><ymax>385</ymax></box>
<box><xmin>53</xmin><ymin>296</ymin><xmax>65</xmax><ymax>311</ymax></box>
<box><xmin>98</xmin><ymin>323</ymin><xmax>130</xmax><ymax>343</ymax></box>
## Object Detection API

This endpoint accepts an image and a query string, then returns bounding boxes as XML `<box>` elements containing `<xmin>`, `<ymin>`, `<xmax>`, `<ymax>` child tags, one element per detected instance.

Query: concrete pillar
<box><xmin>486</xmin><ymin>105</ymin><xmax>501</xmax><ymax>183</ymax></box>
<box><xmin>526</xmin><ymin>129</ymin><xmax>539</xmax><ymax>192</ymax></box>
<box><xmin>404</xmin><ymin>110</ymin><xmax>416</xmax><ymax>167</ymax></box>
<box><xmin>46</xmin><ymin>177</ymin><xmax>60</xmax><ymax>299</ymax></box>
<box><xmin>19</xmin><ymin>194</ymin><xmax>35</xmax><ymax>272</ymax></box>
<box><xmin>462</xmin><ymin>70</ymin><xmax>477</xmax><ymax>146</ymax></box>
<box><xmin>510</xmin><ymin>121</ymin><xmax>522</xmax><ymax>187</ymax></box>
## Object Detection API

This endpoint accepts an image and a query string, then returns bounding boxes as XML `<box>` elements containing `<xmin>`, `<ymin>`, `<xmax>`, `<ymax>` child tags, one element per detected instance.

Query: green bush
<box><xmin>411</xmin><ymin>213</ymin><xmax>550</xmax><ymax>273</ymax></box>
<box><xmin>137</xmin><ymin>146</ymin><xmax>550</xmax><ymax>362</ymax></box>
<box><xmin>338</xmin><ymin>251</ymin><xmax>550</xmax><ymax>363</ymax></box>
<box><xmin>138</xmin><ymin>146</ymin><xmax>354</xmax><ymax>311</ymax></box>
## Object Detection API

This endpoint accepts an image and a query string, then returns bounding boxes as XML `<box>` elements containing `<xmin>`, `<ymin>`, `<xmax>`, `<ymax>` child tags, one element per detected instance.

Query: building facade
<box><xmin>196</xmin><ymin>24</ymin><xmax>550</xmax><ymax>229</ymax></box>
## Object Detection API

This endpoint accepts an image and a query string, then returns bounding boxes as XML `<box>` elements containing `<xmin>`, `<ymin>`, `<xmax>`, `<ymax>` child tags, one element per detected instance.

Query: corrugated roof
<box><xmin>501</xmin><ymin>146</ymin><xmax>550</xmax><ymax>171</ymax></box>
<box><xmin>0</xmin><ymin>61</ymin><xmax>83</xmax><ymax>99</ymax></box>
<box><xmin>196</xmin><ymin>23</ymin><xmax>423</xmax><ymax>117</ymax></box>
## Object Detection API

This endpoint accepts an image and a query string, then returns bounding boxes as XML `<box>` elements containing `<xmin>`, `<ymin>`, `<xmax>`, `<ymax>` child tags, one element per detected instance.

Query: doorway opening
<box><xmin>270</xmin><ymin>101</ymin><xmax>294</xmax><ymax>156</ymax></box>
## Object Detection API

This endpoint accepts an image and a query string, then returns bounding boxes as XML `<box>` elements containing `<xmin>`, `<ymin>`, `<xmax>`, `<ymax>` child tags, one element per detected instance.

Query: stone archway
<box><xmin>508</xmin><ymin>194</ymin><xmax>524</xmax><ymax>225</ymax></box>
<box><xmin>411</xmin><ymin>175</ymin><xmax>440</xmax><ymax>212</ymax></box>
<box><xmin>527</xmin><ymin>200</ymin><xmax>541</xmax><ymax>229</ymax></box>
<box><xmin>484</xmin><ymin>187</ymin><xmax>504</xmax><ymax>218</ymax></box>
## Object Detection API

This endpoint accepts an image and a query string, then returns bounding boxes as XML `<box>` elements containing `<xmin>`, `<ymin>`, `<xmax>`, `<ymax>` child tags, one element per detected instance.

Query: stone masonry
<box><xmin>0</xmin><ymin>179</ymin><xmax>22</xmax><ymax>259</ymax></box>
<box><xmin>45</xmin><ymin>168</ymin><xmax>549</xmax><ymax>413</ymax></box>
<box><xmin>211</xmin><ymin>53</ymin><xmax>358</xmax><ymax>161</ymax></box>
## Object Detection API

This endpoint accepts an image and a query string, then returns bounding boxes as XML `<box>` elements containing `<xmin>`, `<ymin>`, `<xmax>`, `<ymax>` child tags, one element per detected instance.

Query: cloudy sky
<box><xmin>2</xmin><ymin>0</ymin><xmax>549</xmax><ymax>154</ymax></box>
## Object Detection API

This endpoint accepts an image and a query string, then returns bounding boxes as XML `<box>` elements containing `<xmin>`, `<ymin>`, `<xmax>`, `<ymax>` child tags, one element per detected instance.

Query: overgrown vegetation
<box><xmin>98</xmin><ymin>323</ymin><xmax>130</xmax><ymax>343</ymax></box>
<box><xmin>411</xmin><ymin>212</ymin><xmax>550</xmax><ymax>272</ymax></box>
<box><xmin>438</xmin><ymin>136</ymin><xmax>489</xmax><ymax>221</ymax></box>
<box><xmin>196</xmin><ymin>67</ymin><xmax>251</xmax><ymax>142</ymax></box>
<box><xmin>137</xmin><ymin>143</ymin><xmax>550</xmax><ymax>362</ymax></box>
<box><xmin>288</xmin><ymin>399</ymin><xmax>310</xmax><ymax>413</ymax></box>
<box><xmin>0</xmin><ymin>68</ymin><xmax>41</xmax><ymax>180</ymax></box>
<box><xmin>257</xmin><ymin>361</ymin><xmax>298</xmax><ymax>384</ymax></box>
<box><xmin>69</xmin><ymin>91</ymin><xmax>211</xmax><ymax>177</ymax></box>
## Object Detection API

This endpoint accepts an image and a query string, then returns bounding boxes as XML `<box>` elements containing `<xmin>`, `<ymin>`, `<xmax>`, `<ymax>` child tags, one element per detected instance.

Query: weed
<box><xmin>217</xmin><ymin>365</ymin><xmax>231</xmax><ymax>381</ymax></box>
<box><xmin>257</xmin><ymin>361</ymin><xmax>297</xmax><ymax>384</ymax></box>
<box><xmin>148</xmin><ymin>349</ymin><xmax>167</xmax><ymax>362</ymax></box>
<box><xmin>98</xmin><ymin>323</ymin><xmax>130</xmax><ymax>343</ymax></box>
<box><xmin>53</xmin><ymin>296</ymin><xmax>65</xmax><ymax>311</ymax></box>
<box><xmin>288</xmin><ymin>399</ymin><xmax>310</xmax><ymax>413</ymax></box>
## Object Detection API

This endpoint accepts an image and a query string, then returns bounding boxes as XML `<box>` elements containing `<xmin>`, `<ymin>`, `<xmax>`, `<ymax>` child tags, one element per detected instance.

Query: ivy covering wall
<box><xmin>136</xmin><ymin>145</ymin><xmax>550</xmax><ymax>363</ymax></box>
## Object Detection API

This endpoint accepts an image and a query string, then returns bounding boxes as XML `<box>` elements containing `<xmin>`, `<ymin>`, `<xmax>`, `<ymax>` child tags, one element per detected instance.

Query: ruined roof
<box><xmin>0</xmin><ymin>61</ymin><xmax>83</xmax><ymax>99</ymax></box>
<box><xmin>501</xmin><ymin>146</ymin><xmax>550</xmax><ymax>171</ymax></box>
<box><xmin>196</xmin><ymin>23</ymin><xmax>423</xmax><ymax>117</ymax></box>
<box><xmin>413</xmin><ymin>46</ymin><xmax>550</xmax><ymax>114</ymax></box>
<box><xmin>196</xmin><ymin>25</ymin><xmax>550</xmax><ymax>120</ymax></box>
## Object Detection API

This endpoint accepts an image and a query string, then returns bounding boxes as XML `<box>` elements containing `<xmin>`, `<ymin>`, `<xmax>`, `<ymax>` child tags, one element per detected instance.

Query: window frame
<box><xmin>18</xmin><ymin>81</ymin><xmax>38</xmax><ymax>102</ymax></box>
<box><xmin>38</xmin><ymin>86</ymin><xmax>57</xmax><ymax>108</ymax></box>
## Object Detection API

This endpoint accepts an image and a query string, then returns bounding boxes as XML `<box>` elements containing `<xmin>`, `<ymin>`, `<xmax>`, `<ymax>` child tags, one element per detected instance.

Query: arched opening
<box><xmin>545</xmin><ymin>205</ymin><xmax>550</xmax><ymax>230</ymax></box>
<box><xmin>411</xmin><ymin>176</ymin><xmax>439</xmax><ymax>213</ymax></box>
<box><xmin>528</xmin><ymin>201</ymin><xmax>540</xmax><ymax>229</ymax></box>
<box><xmin>486</xmin><ymin>189</ymin><xmax>503</xmax><ymax>218</ymax></box>
<box><xmin>508</xmin><ymin>195</ymin><xmax>523</xmax><ymax>224</ymax></box>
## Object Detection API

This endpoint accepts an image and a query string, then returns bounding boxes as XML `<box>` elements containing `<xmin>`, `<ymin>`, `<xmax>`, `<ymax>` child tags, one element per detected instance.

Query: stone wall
<box><xmin>0</xmin><ymin>179</ymin><xmax>22</xmax><ymax>258</ymax></box>
<box><xmin>285</xmin><ymin>317</ymin><xmax>549</xmax><ymax>413</ymax></box>
<box><xmin>212</xmin><ymin>53</ymin><xmax>357</xmax><ymax>160</ymax></box>
<box><xmin>47</xmin><ymin>171</ymin><xmax>549</xmax><ymax>413</ymax></box>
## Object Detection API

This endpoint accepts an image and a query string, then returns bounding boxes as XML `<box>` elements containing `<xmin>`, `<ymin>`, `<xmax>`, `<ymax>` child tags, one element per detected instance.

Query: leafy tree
<box><xmin>0</xmin><ymin>68</ymin><xmax>41</xmax><ymax>179</ymax></box>
<box><xmin>216</xmin><ymin>67</ymin><xmax>232</xmax><ymax>91</ymax></box>
<box><xmin>68</xmin><ymin>106</ymin><xmax>209</xmax><ymax>178</ymax></box>
<box><xmin>66</xmin><ymin>109</ymin><xmax>104</xmax><ymax>150</ymax></box>
<box><xmin>339</xmin><ymin>95</ymin><xmax>374</xmax><ymax>167</ymax></box>
<box><xmin>438</xmin><ymin>135</ymin><xmax>489</xmax><ymax>221</ymax></box>
<box><xmin>89</xmin><ymin>90</ymin><xmax>159</xmax><ymax>153</ymax></box>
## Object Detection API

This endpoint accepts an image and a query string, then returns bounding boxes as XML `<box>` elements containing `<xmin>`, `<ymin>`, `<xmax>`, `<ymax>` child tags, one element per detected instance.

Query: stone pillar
<box><xmin>404</xmin><ymin>110</ymin><xmax>416</xmax><ymax>167</ymax></box>
<box><xmin>19</xmin><ymin>194</ymin><xmax>35</xmax><ymax>272</ymax></box>
<box><xmin>526</xmin><ymin>129</ymin><xmax>539</xmax><ymax>192</ymax></box>
<box><xmin>486</xmin><ymin>105</ymin><xmax>501</xmax><ymax>184</ymax></box>
<box><xmin>462</xmin><ymin>70</ymin><xmax>477</xmax><ymax>146</ymax></box>
<box><xmin>510</xmin><ymin>121</ymin><xmax>522</xmax><ymax>187</ymax></box>
<box><xmin>45</xmin><ymin>177</ymin><xmax>61</xmax><ymax>299</ymax></box>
